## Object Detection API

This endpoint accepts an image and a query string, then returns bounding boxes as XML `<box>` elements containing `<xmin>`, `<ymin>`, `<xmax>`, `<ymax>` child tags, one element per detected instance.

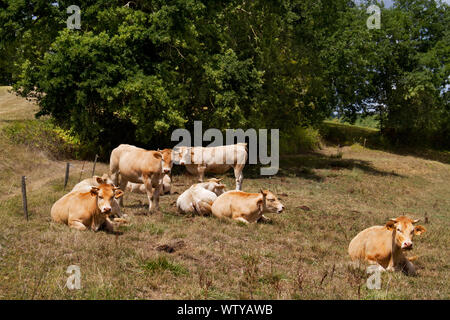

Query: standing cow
<box><xmin>109</xmin><ymin>144</ymin><xmax>172</xmax><ymax>213</ymax></box>
<box><xmin>174</xmin><ymin>143</ymin><xmax>247</xmax><ymax>190</ymax></box>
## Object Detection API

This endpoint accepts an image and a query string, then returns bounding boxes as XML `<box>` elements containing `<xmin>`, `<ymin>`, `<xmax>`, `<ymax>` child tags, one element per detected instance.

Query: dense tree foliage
<box><xmin>1</xmin><ymin>0</ymin><xmax>448</xmax><ymax>154</ymax></box>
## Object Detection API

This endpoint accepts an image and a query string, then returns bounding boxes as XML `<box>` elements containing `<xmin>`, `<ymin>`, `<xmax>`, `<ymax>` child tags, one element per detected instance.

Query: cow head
<box><xmin>209</xmin><ymin>178</ymin><xmax>226</xmax><ymax>196</ymax></box>
<box><xmin>158</xmin><ymin>148</ymin><xmax>173</xmax><ymax>174</ymax></box>
<box><xmin>385</xmin><ymin>216</ymin><xmax>426</xmax><ymax>250</ymax></box>
<box><xmin>259</xmin><ymin>189</ymin><xmax>285</xmax><ymax>214</ymax></box>
<box><xmin>203</xmin><ymin>178</ymin><xmax>226</xmax><ymax>196</ymax></box>
<box><xmin>172</xmin><ymin>146</ymin><xmax>191</xmax><ymax>166</ymax></box>
<box><xmin>90</xmin><ymin>184</ymin><xmax>124</xmax><ymax>215</ymax></box>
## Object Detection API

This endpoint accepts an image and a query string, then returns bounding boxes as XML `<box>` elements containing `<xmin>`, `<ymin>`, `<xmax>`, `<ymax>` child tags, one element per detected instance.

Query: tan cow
<box><xmin>348</xmin><ymin>216</ymin><xmax>427</xmax><ymax>275</ymax></box>
<box><xmin>51</xmin><ymin>183</ymin><xmax>124</xmax><ymax>231</ymax></box>
<box><xmin>211</xmin><ymin>189</ymin><xmax>285</xmax><ymax>223</ymax></box>
<box><xmin>173</xmin><ymin>143</ymin><xmax>247</xmax><ymax>190</ymax></box>
<box><xmin>176</xmin><ymin>178</ymin><xmax>226</xmax><ymax>215</ymax></box>
<box><xmin>126</xmin><ymin>174</ymin><xmax>171</xmax><ymax>195</ymax></box>
<box><xmin>110</xmin><ymin>144</ymin><xmax>172</xmax><ymax>212</ymax></box>
<box><xmin>72</xmin><ymin>174</ymin><xmax>124</xmax><ymax>218</ymax></box>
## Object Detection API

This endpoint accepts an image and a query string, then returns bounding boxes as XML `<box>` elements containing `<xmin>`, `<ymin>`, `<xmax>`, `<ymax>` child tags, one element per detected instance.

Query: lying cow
<box><xmin>110</xmin><ymin>144</ymin><xmax>172</xmax><ymax>212</ymax></box>
<box><xmin>51</xmin><ymin>183</ymin><xmax>124</xmax><ymax>231</ymax></box>
<box><xmin>177</xmin><ymin>178</ymin><xmax>226</xmax><ymax>215</ymax></box>
<box><xmin>126</xmin><ymin>174</ymin><xmax>171</xmax><ymax>195</ymax></box>
<box><xmin>211</xmin><ymin>189</ymin><xmax>285</xmax><ymax>223</ymax></box>
<box><xmin>348</xmin><ymin>216</ymin><xmax>426</xmax><ymax>276</ymax></box>
<box><xmin>173</xmin><ymin>143</ymin><xmax>247</xmax><ymax>190</ymax></box>
<box><xmin>72</xmin><ymin>174</ymin><xmax>124</xmax><ymax>218</ymax></box>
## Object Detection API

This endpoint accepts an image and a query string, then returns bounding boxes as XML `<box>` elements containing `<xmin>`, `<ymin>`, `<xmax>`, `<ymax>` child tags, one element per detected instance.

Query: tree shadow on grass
<box><xmin>243</xmin><ymin>152</ymin><xmax>403</xmax><ymax>182</ymax></box>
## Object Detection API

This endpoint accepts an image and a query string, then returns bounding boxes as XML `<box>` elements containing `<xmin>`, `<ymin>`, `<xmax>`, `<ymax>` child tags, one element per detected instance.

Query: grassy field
<box><xmin>0</xmin><ymin>87</ymin><xmax>449</xmax><ymax>299</ymax></box>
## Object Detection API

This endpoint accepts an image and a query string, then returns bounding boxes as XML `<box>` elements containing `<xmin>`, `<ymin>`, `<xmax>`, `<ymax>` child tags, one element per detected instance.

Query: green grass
<box><xmin>142</xmin><ymin>257</ymin><xmax>189</xmax><ymax>276</ymax></box>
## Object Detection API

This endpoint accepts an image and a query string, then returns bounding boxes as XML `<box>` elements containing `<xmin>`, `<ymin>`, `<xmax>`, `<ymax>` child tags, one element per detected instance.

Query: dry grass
<box><xmin>0</xmin><ymin>87</ymin><xmax>449</xmax><ymax>300</ymax></box>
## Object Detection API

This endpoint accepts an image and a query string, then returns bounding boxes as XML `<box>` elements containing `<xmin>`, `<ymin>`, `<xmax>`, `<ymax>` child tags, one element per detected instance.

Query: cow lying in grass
<box><xmin>126</xmin><ymin>174</ymin><xmax>172</xmax><ymax>195</ymax></box>
<box><xmin>177</xmin><ymin>178</ymin><xmax>226</xmax><ymax>215</ymax></box>
<box><xmin>72</xmin><ymin>174</ymin><xmax>124</xmax><ymax>218</ymax></box>
<box><xmin>348</xmin><ymin>216</ymin><xmax>427</xmax><ymax>276</ymax></box>
<box><xmin>51</xmin><ymin>183</ymin><xmax>124</xmax><ymax>232</ymax></box>
<box><xmin>211</xmin><ymin>189</ymin><xmax>285</xmax><ymax>223</ymax></box>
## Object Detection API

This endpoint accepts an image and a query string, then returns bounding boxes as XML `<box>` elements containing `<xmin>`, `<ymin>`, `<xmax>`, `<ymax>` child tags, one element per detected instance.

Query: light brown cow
<box><xmin>173</xmin><ymin>143</ymin><xmax>247</xmax><ymax>190</ymax></box>
<box><xmin>176</xmin><ymin>178</ymin><xmax>226</xmax><ymax>215</ymax></box>
<box><xmin>72</xmin><ymin>174</ymin><xmax>124</xmax><ymax>218</ymax></box>
<box><xmin>51</xmin><ymin>183</ymin><xmax>124</xmax><ymax>231</ymax></box>
<box><xmin>126</xmin><ymin>174</ymin><xmax>171</xmax><ymax>195</ymax></box>
<box><xmin>348</xmin><ymin>216</ymin><xmax>427</xmax><ymax>275</ymax></box>
<box><xmin>110</xmin><ymin>144</ymin><xmax>172</xmax><ymax>212</ymax></box>
<box><xmin>211</xmin><ymin>189</ymin><xmax>285</xmax><ymax>223</ymax></box>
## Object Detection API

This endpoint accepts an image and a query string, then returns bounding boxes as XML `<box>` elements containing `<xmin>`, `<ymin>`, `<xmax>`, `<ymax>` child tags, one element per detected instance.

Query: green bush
<box><xmin>319</xmin><ymin>121</ymin><xmax>381</xmax><ymax>147</ymax></box>
<box><xmin>280</xmin><ymin>127</ymin><xmax>322</xmax><ymax>155</ymax></box>
<box><xmin>2</xmin><ymin>119</ymin><xmax>93</xmax><ymax>159</ymax></box>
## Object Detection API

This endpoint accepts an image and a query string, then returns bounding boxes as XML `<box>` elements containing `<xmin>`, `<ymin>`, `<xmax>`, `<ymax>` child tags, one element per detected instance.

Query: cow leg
<box><xmin>234</xmin><ymin>165</ymin><xmax>244</xmax><ymax>190</ymax></box>
<box><xmin>197</xmin><ymin>166</ymin><xmax>206</xmax><ymax>182</ymax></box>
<box><xmin>102</xmin><ymin>217</ymin><xmax>115</xmax><ymax>233</ymax></box>
<box><xmin>69</xmin><ymin>220</ymin><xmax>87</xmax><ymax>231</ymax></box>
<box><xmin>399</xmin><ymin>257</ymin><xmax>417</xmax><ymax>276</ymax></box>
<box><xmin>118</xmin><ymin>176</ymin><xmax>128</xmax><ymax>207</ymax></box>
<box><xmin>144</xmin><ymin>175</ymin><xmax>161</xmax><ymax>213</ymax></box>
<box><xmin>151</xmin><ymin>177</ymin><xmax>162</xmax><ymax>213</ymax></box>
<box><xmin>234</xmin><ymin>217</ymin><xmax>249</xmax><ymax>224</ymax></box>
<box><xmin>258</xmin><ymin>215</ymin><xmax>271</xmax><ymax>223</ymax></box>
<box><xmin>194</xmin><ymin>200</ymin><xmax>212</xmax><ymax>216</ymax></box>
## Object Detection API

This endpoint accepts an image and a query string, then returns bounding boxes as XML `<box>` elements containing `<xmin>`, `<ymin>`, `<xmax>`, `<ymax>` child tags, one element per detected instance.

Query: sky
<box><xmin>360</xmin><ymin>0</ymin><xmax>450</xmax><ymax>7</ymax></box>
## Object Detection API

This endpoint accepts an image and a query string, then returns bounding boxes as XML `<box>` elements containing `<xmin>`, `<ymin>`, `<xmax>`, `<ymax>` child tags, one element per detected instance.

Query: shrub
<box><xmin>280</xmin><ymin>127</ymin><xmax>322</xmax><ymax>155</ymax></box>
<box><xmin>2</xmin><ymin>119</ymin><xmax>93</xmax><ymax>160</ymax></box>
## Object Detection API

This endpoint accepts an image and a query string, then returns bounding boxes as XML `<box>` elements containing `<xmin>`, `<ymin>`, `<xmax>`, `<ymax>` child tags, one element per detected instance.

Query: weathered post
<box><xmin>79</xmin><ymin>161</ymin><xmax>85</xmax><ymax>182</ymax></box>
<box><xmin>92</xmin><ymin>154</ymin><xmax>99</xmax><ymax>176</ymax></box>
<box><xmin>21</xmin><ymin>176</ymin><xmax>28</xmax><ymax>221</ymax></box>
<box><xmin>64</xmin><ymin>162</ymin><xmax>70</xmax><ymax>190</ymax></box>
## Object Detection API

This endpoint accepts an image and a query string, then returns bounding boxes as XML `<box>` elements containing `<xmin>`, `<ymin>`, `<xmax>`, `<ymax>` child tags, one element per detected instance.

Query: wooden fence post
<box><xmin>64</xmin><ymin>162</ymin><xmax>70</xmax><ymax>190</ymax></box>
<box><xmin>92</xmin><ymin>154</ymin><xmax>99</xmax><ymax>176</ymax></box>
<box><xmin>21</xmin><ymin>176</ymin><xmax>28</xmax><ymax>221</ymax></box>
<box><xmin>79</xmin><ymin>161</ymin><xmax>85</xmax><ymax>182</ymax></box>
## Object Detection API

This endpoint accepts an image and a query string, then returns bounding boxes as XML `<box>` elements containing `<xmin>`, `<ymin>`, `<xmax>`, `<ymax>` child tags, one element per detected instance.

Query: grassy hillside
<box><xmin>0</xmin><ymin>88</ymin><xmax>449</xmax><ymax>299</ymax></box>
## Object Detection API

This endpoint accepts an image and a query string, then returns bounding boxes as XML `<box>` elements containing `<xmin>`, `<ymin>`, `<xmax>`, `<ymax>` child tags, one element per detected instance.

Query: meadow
<box><xmin>0</xmin><ymin>87</ymin><xmax>449</xmax><ymax>299</ymax></box>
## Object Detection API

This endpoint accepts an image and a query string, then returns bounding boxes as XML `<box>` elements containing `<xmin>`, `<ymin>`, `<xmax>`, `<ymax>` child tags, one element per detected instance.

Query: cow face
<box><xmin>158</xmin><ymin>149</ymin><xmax>173</xmax><ymax>174</ymax></box>
<box><xmin>175</xmin><ymin>146</ymin><xmax>191</xmax><ymax>166</ymax></box>
<box><xmin>90</xmin><ymin>184</ymin><xmax>124</xmax><ymax>215</ymax></box>
<box><xmin>211</xmin><ymin>182</ymin><xmax>226</xmax><ymax>196</ymax></box>
<box><xmin>260</xmin><ymin>189</ymin><xmax>285</xmax><ymax>214</ymax></box>
<box><xmin>385</xmin><ymin>216</ymin><xmax>426</xmax><ymax>250</ymax></box>
<box><xmin>203</xmin><ymin>179</ymin><xmax>226</xmax><ymax>196</ymax></box>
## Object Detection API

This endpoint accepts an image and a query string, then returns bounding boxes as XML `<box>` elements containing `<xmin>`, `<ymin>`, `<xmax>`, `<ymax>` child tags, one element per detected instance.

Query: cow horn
<box><xmin>413</xmin><ymin>219</ymin><xmax>420</xmax><ymax>224</ymax></box>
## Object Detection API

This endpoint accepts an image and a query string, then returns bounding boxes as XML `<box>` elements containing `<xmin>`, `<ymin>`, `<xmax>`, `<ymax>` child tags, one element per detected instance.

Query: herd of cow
<box><xmin>50</xmin><ymin>143</ymin><xmax>427</xmax><ymax>276</ymax></box>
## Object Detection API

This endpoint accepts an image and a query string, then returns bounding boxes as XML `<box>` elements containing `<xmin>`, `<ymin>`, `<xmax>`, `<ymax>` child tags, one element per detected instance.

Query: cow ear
<box><xmin>257</xmin><ymin>199</ymin><xmax>264</xmax><ymax>213</ymax></box>
<box><xmin>90</xmin><ymin>187</ymin><xmax>99</xmax><ymax>196</ymax></box>
<box><xmin>414</xmin><ymin>225</ymin><xmax>426</xmax><ymax>235</ymax></box>
<box><xmin>95</xmin><ymin>176</ymin><xmax>105</xmax><ymax>185</ymax></box>
<box><xmin>216</xmin><ymin>184</ymin><xmax>226</xmax><ymax>189</ymax></box>
<box><xmin>153</xmin><ymin>152</ymin><xmax>162</xmax><ymax>159</ymax></box>
<box><xmin>114</xmin><ymin>189</ymin><xmax>124</xmax><ymax>199</ymax></box>
<box><xmin>385</xmin><ymin>220</ymin><xmax>396</xmax><ymax>230</ymax></box>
